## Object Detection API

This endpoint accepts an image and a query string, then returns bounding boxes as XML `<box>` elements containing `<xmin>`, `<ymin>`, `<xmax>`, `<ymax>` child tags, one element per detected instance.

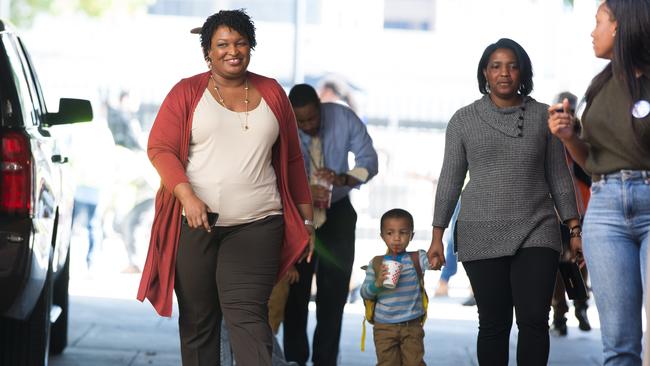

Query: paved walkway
<box><xmin>50</xmin><ymin>272</ymin><xmax>603</xmax><ymax>366</ymax></box>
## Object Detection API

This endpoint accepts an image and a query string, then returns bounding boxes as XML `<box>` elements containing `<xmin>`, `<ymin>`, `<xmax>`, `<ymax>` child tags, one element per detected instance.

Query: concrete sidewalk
<box><xmin>50</xmin><ymin>274</ymin><xmax>603</xmax><ymax>366</ymax></box>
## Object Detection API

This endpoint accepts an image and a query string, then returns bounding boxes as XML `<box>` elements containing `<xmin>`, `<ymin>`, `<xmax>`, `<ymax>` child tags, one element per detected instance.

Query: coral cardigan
<box><xmin>137</xmin><ymin>71</ymin><xmax>311</xmax><ymax>317</ymax></box>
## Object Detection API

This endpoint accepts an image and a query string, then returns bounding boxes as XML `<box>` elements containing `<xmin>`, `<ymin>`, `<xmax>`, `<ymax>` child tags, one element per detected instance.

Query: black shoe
<box><xmin>575</xmin><ymin>307</ymin><xmax>591</xmax><ymax>331</ymax></box>
<box><xmin>550</xmin><ymin>317</ymin><xmax>568</xmax><ymax>337</ymax></box>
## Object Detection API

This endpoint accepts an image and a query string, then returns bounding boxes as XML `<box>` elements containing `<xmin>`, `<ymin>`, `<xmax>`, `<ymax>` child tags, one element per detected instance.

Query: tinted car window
<box><xmin>16</xmin><ymin>38</ymin><xmax>45</xmax><ymax>120</ymax></box>
<box><xmin>1</xmin><ymin>35</ymin><xmax>35</xmax><ymax>126</ymax></box>
<box><xmin>0</xmin><ymin>37</ymin><xmax>21</xmax><ymax>127</ymax></box>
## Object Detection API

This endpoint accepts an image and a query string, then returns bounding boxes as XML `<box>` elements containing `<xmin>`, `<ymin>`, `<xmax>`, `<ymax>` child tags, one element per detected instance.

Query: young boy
<box><xmin>360</xmin><ymin>208</ymin><xmax>431</xmax><ymax>366</ymax></box>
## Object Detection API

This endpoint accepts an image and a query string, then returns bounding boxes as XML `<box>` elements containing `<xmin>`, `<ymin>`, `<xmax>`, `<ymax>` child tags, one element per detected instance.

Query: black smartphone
<box><xmin>553</xmin><ymin>92</ymin><xmax>577</xmax><ymax>114</ymax></box>
<box><xmin>207</xmin><ymin>212</ymin><xmax>219</xmax><ymax>227</ymax></box>
<box><xmin>182</xmin><ymin>212</ymin><xmax>219</xmax><ymax>227</ymax></box>
<box><xmin>558</xmin><ymin>261</ymin><xmax>588</xmax><ymax>301</ymax></box>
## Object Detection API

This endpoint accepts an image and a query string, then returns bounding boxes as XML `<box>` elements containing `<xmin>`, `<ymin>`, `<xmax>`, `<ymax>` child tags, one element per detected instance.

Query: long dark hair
<box><xmin>585</xmin><ymin>0</ymin><xmax>650</xmax><ymax>105</ymax></box>
<box><xmin>584</xmin><ymin>0</ymin><xmax>650</xmax><ymax>153</ymax></box>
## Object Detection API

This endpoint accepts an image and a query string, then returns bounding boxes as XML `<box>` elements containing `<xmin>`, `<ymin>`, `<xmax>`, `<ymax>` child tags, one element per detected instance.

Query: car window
<box><xmin>0</xmin><ymin>41</ymin><xmax>20</xmax><ymax>127</ymax></box>
<box><xmin>17</xmin><ymin>38</ymin><xmax>46</xmax><ymax>119</ymax></box>
<box><xmin>1</xmin><ymin>34</ymin><xmax>37</xmax><ymax>126</ymax></box>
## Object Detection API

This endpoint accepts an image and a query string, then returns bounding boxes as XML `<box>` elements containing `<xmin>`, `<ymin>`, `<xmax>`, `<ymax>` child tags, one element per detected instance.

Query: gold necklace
<box><xmin>211</xmin><ymin>75</ymin><xmax>250</xmax><ymax>131</ymax></box>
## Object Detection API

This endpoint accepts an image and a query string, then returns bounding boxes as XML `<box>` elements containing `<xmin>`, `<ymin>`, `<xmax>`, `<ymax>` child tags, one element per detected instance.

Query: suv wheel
<box><xmin>0</xmin><ymin>265</ymin><xmax>52</xmax><ymax>366</ymax></box>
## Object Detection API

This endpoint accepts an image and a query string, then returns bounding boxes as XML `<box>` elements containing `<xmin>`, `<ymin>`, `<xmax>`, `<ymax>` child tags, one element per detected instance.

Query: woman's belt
<box><xmin>591</xmin><ymin>169</ymin><xmax>650</xmax><ymax>183</ymax></box>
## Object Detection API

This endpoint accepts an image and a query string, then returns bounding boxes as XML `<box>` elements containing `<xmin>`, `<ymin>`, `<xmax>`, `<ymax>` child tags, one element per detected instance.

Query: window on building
<box><xmin>384</xmin><ymin>0</ymin><xmax>436</xmax><ymax>31</ymax></box>
<box><xmin>148</xmin><ymin>0</ymin><xmax>321</xmax><ymax>23</ymax></box>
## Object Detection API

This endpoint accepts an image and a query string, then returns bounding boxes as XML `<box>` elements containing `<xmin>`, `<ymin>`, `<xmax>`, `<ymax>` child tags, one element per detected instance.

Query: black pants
<box><xmin>283</xmin><ymin>197</ymin><xmax>357</xmax><ymax>366</ymax></box>
<box><xmin>463</xmin><ymin>247</ymin><xmax>559</xmax><ymax>366</ymax></box>
<box><xmin>175</xmin><ymin>215</ymin><xmax>283</xmax><ymax>366</ymax></box>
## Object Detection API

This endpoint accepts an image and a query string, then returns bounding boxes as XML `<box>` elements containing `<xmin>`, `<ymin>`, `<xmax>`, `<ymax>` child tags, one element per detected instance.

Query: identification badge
<box><xmin>632</xmin><ymin>100</ymin><xmax>650</xmax><ymax>119</ymax></box>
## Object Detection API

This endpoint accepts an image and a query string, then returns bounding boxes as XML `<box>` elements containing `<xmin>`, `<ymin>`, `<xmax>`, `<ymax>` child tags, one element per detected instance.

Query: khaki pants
<box><xmin>373</xmin><ymin>321</ymin><xmax>426</xmax><ymax>366</ymax></box>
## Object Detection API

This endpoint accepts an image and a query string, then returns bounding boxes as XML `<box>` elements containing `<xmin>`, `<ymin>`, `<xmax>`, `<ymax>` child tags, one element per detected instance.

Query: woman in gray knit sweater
<box><xmin>427</xmin><ymin>38</ymin><xmax>582</xmax><ymax>366</ymax></box>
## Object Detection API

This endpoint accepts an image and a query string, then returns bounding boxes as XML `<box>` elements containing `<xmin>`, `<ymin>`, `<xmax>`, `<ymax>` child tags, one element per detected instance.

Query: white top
<box><xmin>186</xmin><ymin>89</ymin><xmax>283</xmax><ymax>226</ymax></box>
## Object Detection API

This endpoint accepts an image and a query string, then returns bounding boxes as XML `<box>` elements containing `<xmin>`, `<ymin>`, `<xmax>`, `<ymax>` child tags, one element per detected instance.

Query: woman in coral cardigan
<box><xmin>136</xmin><ymin>9</ymin><xmax>314</xmax><ymax>366</ymax></box>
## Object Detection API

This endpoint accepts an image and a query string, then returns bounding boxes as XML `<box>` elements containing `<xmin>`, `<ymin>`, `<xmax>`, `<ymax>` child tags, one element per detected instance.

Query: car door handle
<box><xmin>51</xmin><ymin>155</ymin><xmax>69</xmax><ymax>164</ymax></box>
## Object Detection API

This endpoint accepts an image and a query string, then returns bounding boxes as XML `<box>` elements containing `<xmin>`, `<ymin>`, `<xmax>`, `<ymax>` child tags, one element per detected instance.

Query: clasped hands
<box><xmin>426</xmin><ymin>239</ymin><xmax>446</xmax><ymax>271</ymax></box>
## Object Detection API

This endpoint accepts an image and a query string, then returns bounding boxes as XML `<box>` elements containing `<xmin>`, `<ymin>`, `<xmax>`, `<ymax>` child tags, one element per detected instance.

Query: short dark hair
<box><xmin>476</xmin><ymin>38</ymin><xmax>534</xmax><ymax>96</ymax></box>
<box><xmin>200</xmin><ymin>9</ymin><xmax>256</xmax><ymax>62</ymax></box>
<box><xmin>380</xmin><ymin>208</ymin><xmax>414</xmax><ymax>232</ymax></box>
<box><xmin>289</xmin><ymin>84</ymin><xmax>320</xmax><ymax>108</ymax></box>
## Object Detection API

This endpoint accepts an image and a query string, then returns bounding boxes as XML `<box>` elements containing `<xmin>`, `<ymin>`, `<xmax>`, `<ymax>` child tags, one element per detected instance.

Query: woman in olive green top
<box><xmin>548</xmin><ymin>1</ymin><xmax>650</xmax><ymax>365</ymax></box>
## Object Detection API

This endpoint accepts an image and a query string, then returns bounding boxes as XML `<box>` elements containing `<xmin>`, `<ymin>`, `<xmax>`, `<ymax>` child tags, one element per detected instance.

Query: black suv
<box><xmin>0</xmin><ymin>20</ymin><xmax>93</xmax><ymax>365</ymax></box>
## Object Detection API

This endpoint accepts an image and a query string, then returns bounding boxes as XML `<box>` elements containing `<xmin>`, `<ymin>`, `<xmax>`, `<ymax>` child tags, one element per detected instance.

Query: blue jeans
<box><xmin>582</xmin><ymin>170</ymin><xmax>650</xmax><ymax>366</ymax></box>
<box><xmin>440</xmin><ymin>200</ymin><xmax>461</xmax><ymax>282</ymax></box>
<box><xmin>72</xmin><ymin>200</ymin><xmax>99</xmax><ymax>267</ymax></box>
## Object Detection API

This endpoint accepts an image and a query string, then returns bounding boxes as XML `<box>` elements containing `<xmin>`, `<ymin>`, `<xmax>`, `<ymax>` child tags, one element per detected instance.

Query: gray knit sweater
<box><xmin>433</xmin><ymin>95</ymin><xmax>578</xmax><ymax>262</ymax></box>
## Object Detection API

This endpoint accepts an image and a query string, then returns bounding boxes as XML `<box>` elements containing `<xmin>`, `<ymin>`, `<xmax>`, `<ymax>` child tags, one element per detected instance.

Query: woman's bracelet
<box><xmin>569</xmin><ymin>224</ymin><xmax>582</xmax><ymax>238</ymax></box>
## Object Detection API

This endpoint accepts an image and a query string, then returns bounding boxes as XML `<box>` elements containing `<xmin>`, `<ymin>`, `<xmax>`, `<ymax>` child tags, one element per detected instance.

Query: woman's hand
<box><xmin>427</xmin><ymin>239</ymin><xmax>446</xmax><ymax>270</ymax></box>
<box><xmin>298</xmin><ymin>223</ymin><xmax>316</xmax><ymax>264</ymax></box>
<box><xmin>427</xmin><ymin>226</ymin><xmax>446</xmax><ymax>270</ymax></box>
<box><xmin>548</xmin><ymin>98</ymin><xmax>577</xmax><ymax>142</ymax></box>
<box><xmin>305</xmin><ymin>224</ymin><xmax>315</xmax><ymax>263</ymax></box>
<box><xmin>174</xmin><ymin>183</ymin><xmax>211</xmax><ymax>232</ymax></box>
<box><xmin>295</xmin><ymin>204</ymin><xmax>315</xmax><ymax>264</ymax></box>
<box><xmin>569</xmin><ymin>236</ymin><xmax>586</xmax><ymax>268</ymax></box>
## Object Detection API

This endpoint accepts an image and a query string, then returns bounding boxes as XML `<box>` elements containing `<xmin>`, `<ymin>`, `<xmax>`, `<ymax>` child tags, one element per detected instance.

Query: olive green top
<box><xmin>581</xmin><ymin>75</ymin><xmax>650</xmax><ymax>174</ymax></box>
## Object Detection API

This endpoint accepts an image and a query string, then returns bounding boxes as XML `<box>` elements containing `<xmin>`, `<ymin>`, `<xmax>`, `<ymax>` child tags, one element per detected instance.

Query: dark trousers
<box><xmin>283</xmin><ymin>197</ymin><xmax>357</xmax><ymax>366</ymax></box>
<box><xmin>552</xmin><ymin>267</ymin><xmax>589</xmax><ymax>317</ymax></box>
<box><xmin>463</xmin><ymin>247</ymin><xmax>559</xmax><ymax>366</ymax></box>
<box><xmin>175</xmin><ymin>215</ymin><xmax>283</xmax><ymax>366</ymax></box>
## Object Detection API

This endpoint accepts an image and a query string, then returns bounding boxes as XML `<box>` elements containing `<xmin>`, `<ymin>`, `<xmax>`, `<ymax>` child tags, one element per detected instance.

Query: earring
<box><xmin>612</xmin><ymin>30</ymin><xmax>616</xmax><ymax>37</ymax></box>
<box><xmin>206</xmin><ymin>57</ymin><xmax>212</xmax><ymax>69</ymax></box>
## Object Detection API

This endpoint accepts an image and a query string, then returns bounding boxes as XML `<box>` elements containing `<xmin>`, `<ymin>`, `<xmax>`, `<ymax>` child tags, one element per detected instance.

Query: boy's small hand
<box><xmin>374</xmin><ymin>265</ymin><xmax>388</xmax><ymax>288</ymax></box>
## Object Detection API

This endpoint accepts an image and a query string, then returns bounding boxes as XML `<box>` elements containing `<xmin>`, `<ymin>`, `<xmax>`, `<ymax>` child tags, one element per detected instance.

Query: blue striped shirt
<box><xmin>298</xmin><ymin>102</ymin><xmax>378</xmax><ymax>204</ymax></box>
<box><xmin>360</xmin><ymin>250</ymin><xmax>430</xmax><ymax>324</ymax></box>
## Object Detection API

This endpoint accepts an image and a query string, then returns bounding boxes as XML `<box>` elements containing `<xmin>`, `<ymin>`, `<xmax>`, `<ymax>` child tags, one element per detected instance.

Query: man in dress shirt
<box><xmin>284</xmin><ymin>84</ymin><xmax>378</xmax><ymax>366</ymax></box>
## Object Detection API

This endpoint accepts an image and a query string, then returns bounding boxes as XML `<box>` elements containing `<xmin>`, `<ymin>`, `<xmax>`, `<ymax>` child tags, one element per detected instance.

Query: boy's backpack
<box><xmin>360</xmin><ymin>251</ymin><xmax>429</xmax><ymax>351</ymax></box>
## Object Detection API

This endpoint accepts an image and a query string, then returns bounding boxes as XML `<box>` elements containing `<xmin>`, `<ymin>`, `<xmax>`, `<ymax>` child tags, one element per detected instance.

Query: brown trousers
<box><xmin>373</xmin><ymin>322</ymin><xmax>426</xmax><ymax>366</ymax></box>
<box><xmin>175</xmin><ymin>215</ymin><xmax>283</xmax><ymax>366</ymax></box>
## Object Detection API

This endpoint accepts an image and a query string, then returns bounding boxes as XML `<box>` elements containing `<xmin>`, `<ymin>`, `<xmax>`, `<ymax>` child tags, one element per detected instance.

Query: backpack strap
<box><xmin>409</xmin><ymin>251</ymin><xmax>423</xmax><ymax>280</ymax></box>
<box><xmin>409</xmin><ymin>251</ymin><xmax>428</xmax><ymax>325</ymax></box>
<box><xmin>371</xmin><ymin>255</ymin><xmax>383</xmax><ymax>276</ymax></box>
<box><xmin>361</xmin><ymin>255</ymin><xmax>385</xmax><ymax>352</ymax></box>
